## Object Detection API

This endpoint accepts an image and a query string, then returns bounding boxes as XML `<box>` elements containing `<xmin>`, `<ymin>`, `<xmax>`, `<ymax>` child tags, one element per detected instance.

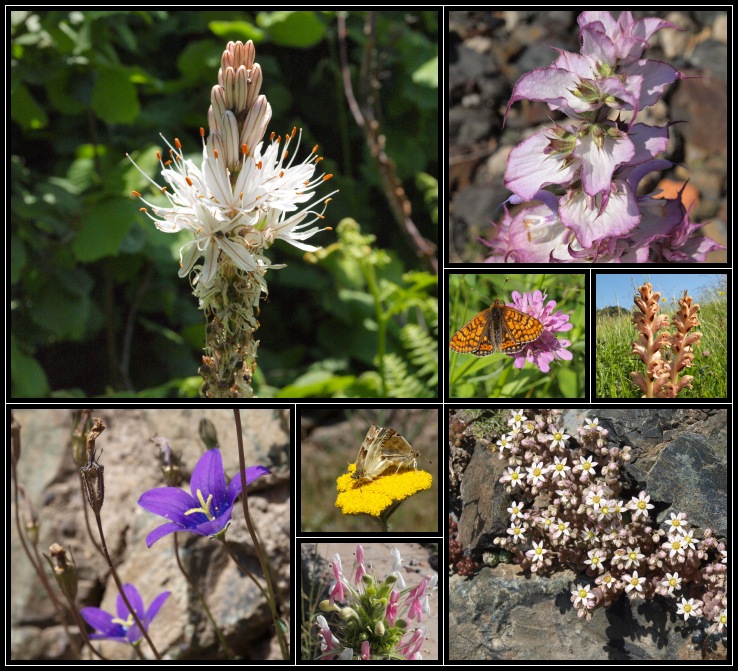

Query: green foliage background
<box><xmin>10</xmin><ymin>10</ymin><xmax>439</xmax><ymax>398</ymax></box>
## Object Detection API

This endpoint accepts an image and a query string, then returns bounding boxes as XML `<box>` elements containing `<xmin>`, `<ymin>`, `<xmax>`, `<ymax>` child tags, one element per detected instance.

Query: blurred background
<box><xmin>10</xmin><ymin>10</ymin><xmax>439</xmax><ymax>397</ymax></box>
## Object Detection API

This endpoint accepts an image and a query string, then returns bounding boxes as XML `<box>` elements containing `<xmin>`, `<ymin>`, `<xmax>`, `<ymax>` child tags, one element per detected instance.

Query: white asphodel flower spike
<box><xmin>126</xmin><ymin>39</ymin><xmax>337</xmax><ymax>398</ymax></box>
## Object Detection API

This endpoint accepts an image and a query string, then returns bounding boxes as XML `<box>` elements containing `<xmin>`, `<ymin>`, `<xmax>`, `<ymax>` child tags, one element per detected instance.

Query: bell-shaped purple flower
<box><xmin>81</xmin><ymin>583</ymin><xmax>169</xmax><ymax>643</ymax></box>
<box><xmin>138</xmin><ymin>447</ymin><xmax>270</xmax><ymax>547</ymax></box>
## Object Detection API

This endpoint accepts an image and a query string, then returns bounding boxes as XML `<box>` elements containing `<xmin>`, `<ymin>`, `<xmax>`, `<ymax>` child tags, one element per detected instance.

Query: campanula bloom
<box><xmin>81</xmin><ymin>583</ymin><xmax>169</xmax><ymax>643</ymax></box>
<box><xmin>138</xmin><ymin>447</ymin><xmax>270</xmax><ymax>547</ymax></box>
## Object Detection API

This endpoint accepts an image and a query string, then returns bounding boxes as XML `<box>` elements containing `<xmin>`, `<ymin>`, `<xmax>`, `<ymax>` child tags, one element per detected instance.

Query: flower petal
<box><xmin>81</xmin><ymin>606</ymin><xmax>125</xmax><ymax>639</ymax></box>
<box><xmin>190</xmin><ymin>448</ymin><xmax>228</xmax><ymax>513</ymax></box>
<box><xmin>117</xmin><ymin>583</ymin><xmax>145</xmax><ymax>621</ymax></box>
<box><xmin>227</xmin><ymin>464</ymin><xmax>271</xmax><ymax>503</ymax></box>
<box><xmin>144</xmin><ymin>591</ymin><xmax>171</xmax><ymax>627</ymax></box>
<box><xmin>138</xmin><ymin>487</ymin><xmax>198</xmax><ymax>524</ymax></box>
<box><xmin>189</xmin><ymin>505</ymin><xmax>236</xmax><ymax>537</ymax></box>
<box><xmin>145</xmin><ymin>521</ymin><xmax>196</xmax><ymax>548</ymax></box>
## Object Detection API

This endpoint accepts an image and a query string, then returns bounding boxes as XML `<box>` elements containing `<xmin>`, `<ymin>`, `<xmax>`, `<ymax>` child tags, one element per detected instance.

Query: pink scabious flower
<box><xmin>482</xmin><ymin>11</ymin><xmax>723</xmax><ymax>263</ymax></box>
<box><xmin>505</xmin><ymin>290</ymin><xmax>573</xmax><ymax>373</ymax></box>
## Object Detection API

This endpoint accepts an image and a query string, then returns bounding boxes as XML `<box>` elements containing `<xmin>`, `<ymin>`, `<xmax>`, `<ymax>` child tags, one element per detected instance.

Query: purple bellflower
<box><xmin>485</xmin><ymin>11</ymin><xmax>723</xmax><ymax>263</ymax></box>
<box><xmin>81</xmin><ymin>583</ymin><xmax>170</xmax><ymax>643</ymax></box>
<box><xmin>138</xmin><ymin>447</ymin><xmax>270</xmax><ymax>547</ymax></box>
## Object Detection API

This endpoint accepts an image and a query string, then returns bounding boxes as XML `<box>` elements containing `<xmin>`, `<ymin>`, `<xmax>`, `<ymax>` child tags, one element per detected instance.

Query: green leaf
<box><xmin>277</xmin><ymin>371</ymin><xmax>355</xmax><ymax>397</ymax></box>
<box><xmin>11</xmin><ymin>81</ymin><xmax>48</xmax><ymax>130</ymax></box>
<box><xmin>10</xmin><ymin>337</ymin><xmax>50</xmax><ymax>398</ymax></box>
<box><xmin>208</xmin><ymin>20</ymin><xmax>265</xmax><ymax>43</ymax></box>
<box><xmin>73</xmin><ymin>197</ymin><xmax>135</xmax><ymax>261</ymax></box>
<box><xmin>257</xmin><ymin>11</ymin><xmax>325</xmax><ymax>47</ymax></box>
<box><xmin>91</xmin><ymin>67</ymin><xmax>140</xmax><ymax>124</ymax></box>
<box><xmin>10</xmin><ymin>235</ymin><xmax>27</xmax><ymax>283</ymax></box>
<box><xmin>29</xmin><ymin>273</ymin><xmax>92</xmax><ymax>341</ymax></box>
<box><xmin>412</xmin><ymin>55</ymin><xmax>438</xmax><ymax>88</ymax></box>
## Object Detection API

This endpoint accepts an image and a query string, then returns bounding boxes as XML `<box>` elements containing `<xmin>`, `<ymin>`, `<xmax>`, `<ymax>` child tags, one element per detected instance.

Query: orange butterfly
<box><xmin>449</xmin><ymin>299</ymin><xmax>544</xmax><ymax>357</ymax></box>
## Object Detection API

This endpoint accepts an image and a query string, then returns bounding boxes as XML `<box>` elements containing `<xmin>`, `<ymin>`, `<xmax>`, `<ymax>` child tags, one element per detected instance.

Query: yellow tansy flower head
<box><xmin>335</xmin><ymin>465</ymin><xmax>433</xmax><ymax>518</ymax></box>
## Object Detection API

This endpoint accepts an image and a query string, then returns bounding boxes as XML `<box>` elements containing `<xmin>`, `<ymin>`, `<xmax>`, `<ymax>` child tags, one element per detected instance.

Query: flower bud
<box><xmin>339</xmin><ymin>607</ymin><xmax>359</xmax><ymax>621</ymax></box>
<box><xmin>374</xmin><ymin>620</ymin><xmax>385</xmax><ymax>637</ymax></box>
<box><xmin>80</xmin><ymin>419</ymin><xmax>106</xmax><ymax>513</ymax></box>
<box><xmin>199</xmin><ymin>418</ymin><xmax>220</xmax><ymax>450</ymax></box>
<box><xmin>46</xmin><ymin>543</ymin><xmax>78</xmax><ymax>601</ymax></box>
<box><xmin>319</xmin><ymin>600</ymin><xmax>339</xmax><ymax>613</ymax></box>
<box><xmin>71</xmin><ymin>411</ymin><xmax>93</xmax><ymax>467</ymax></box>
<box><xmin>10</xmin><ymin>413</ymin><xmax>21</xmax><ymax>464</ymax></box>
<box><xmin>150</xmin><ymin>435</ymin><xmax>182</xmax><ymax>486</ymax></box>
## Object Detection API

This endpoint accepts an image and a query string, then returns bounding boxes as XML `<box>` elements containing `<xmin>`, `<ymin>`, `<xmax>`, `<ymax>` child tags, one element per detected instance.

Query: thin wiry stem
<box><xmin>233</xmin><ymin>410</ymin><xmax>289</xmax><ymax>659</ymax></box>
<box><xmin>173</xmin><ymin>533</ymin><xmax>236</xmax><ymax>659</ymax></box>
<box><xmin>92</xmin><ymin>514</ymin><xmax>162</xmax><ymax>660</ymax></box>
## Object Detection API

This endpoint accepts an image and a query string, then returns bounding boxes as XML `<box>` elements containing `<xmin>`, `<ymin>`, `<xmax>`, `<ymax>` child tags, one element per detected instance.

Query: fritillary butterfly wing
<box><xmin>450</xmin><ymin>299</ymin><xmax>543</xmax><ymax>357</ymax></box>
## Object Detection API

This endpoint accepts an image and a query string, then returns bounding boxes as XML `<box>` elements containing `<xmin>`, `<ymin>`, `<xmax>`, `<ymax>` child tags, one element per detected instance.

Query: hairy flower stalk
<box><xmin>128</xmin><ymin>40</ymin><xmax>335</xmax><ymax>397</ymax></box>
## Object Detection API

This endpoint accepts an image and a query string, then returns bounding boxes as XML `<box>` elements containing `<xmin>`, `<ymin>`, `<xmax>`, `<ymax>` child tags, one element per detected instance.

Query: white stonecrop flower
<box><xmin>508</xmin><ymin>409</ymin><xmax>525</xmax><ymax>428</ymax></box>
<box><xmin>548</xmin><ymin>456</ymin><xmax>570</xmax><ymax>480</ymax></box>
<box><xmin>623</xmin><ymin>571</ymin><xmax>645</xmax><ymax>594</ymax></box>
<box><xmin>584</xmin><ymin>417</ymin><xmax>601</xmax><ymax>431</ymax></box>
<box><xmin>526</xmin><ymin>541</ymin><xmax>547</xmax><ymax>563</ymax></box>
<box><xmin>507</xmin><ymin>501</ymin><xmax>525</xmax><ymax>520</ymax></box>
<box><xmin>496</xmin><ymin>433</ymin><xmax>514</xmax><ymax>453</ymax></box>
<box><xmin>628</xmin><ymin>491</ymin><xmax>654</xmax><ymax>519</ymax></box>
<box><xmin>550</xmin><ymin>430</ymin><xmax>570</xmax><ymax>448</ymax></box>
<box><xmin>676</xmin><ymin>597</ymin><xmax>701</xmax><ymax>621</ymax></box>
<box><xmin>661</xmin><ymin>572</ymin><xmax>682</xmax><ymax>596</ymax></box>
<box><xmin>526</xmin><ymin>461</ymin><xmax>546</xmax><ymax>486</ymax></box>
<box><xmin>571</xmin><ymin>584</ymin><xmax>594</xmax><ymax>608</ymax></box>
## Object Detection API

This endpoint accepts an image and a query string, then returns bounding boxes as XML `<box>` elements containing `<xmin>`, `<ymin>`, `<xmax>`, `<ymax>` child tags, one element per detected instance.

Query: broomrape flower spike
<box><xmin>630</xmin><ymin>283</ymin><xmax>703</xmax><ymax>398</ymax></box>
<box><xmin>137</xmin><ymin>447</ymin><xmax>270</xmax><ymax>547</ymax></box>
<box><xmin>81</xmin><ymin>583</ymin><xmax>170</xmax><ymax>644</ymax></box>
<box><xmin>483</xmin><ymin>11</ymin><xmax>723</xmax><ymax>263</ymax></box>
<box><xmin>128</xmin><ymin>40</ymin><xmax>336</xmax><ymax>398</ymax></box>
